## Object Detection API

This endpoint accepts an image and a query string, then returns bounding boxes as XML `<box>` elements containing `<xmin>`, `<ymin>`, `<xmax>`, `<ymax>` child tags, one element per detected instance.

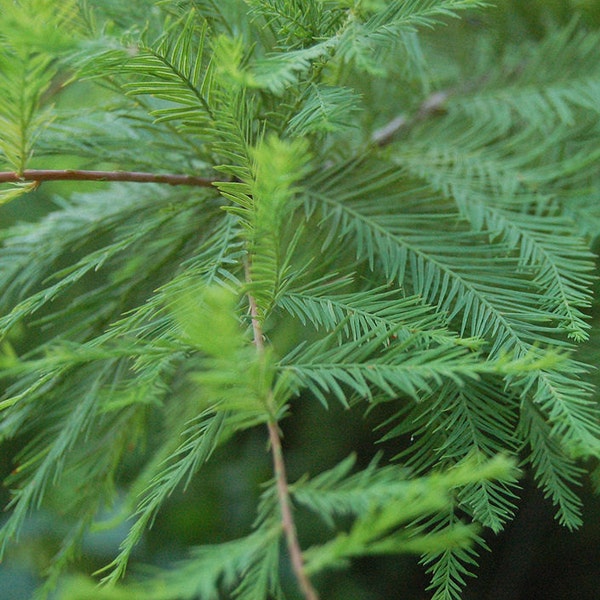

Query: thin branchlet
<box><xmin>245</xmin><ymin>259</ymin><xmax>320</xmax><ymax>600</ymax></box>
<box><xmin>371</xmin><ymin>90</ymin><xmax>451</xmax><ymax>147</ymax></box>
<box><xmin>0</xmin><ymin>169</ymin><xmax>219</xmax><ymax>187</ymax></box>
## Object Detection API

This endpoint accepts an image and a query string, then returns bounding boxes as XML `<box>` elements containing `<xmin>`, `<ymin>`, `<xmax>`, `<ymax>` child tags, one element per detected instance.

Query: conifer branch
<box><xmin>1</xmin><ymin>3</ymin><xmax>598</xmax><ymax>598</ymax></box>
<box><xmin>0</xmin><ymin>169</ymin><xmax>218</xmax><ymax>187</ymax></box>
<box><xmin>245</xmin><ymin>259</ymin><xmax>320</xmax><ymax>600</ymax></box>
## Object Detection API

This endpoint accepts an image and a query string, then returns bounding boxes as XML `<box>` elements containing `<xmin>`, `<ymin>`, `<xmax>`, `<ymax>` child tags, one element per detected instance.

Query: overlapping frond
<box><xmin>83</xmin><ymin>9</ymin><xmax>215</xmax><ymax>133</ymax></box>
<box><xmin>334</xmin><ymin>0</ymin><xmax>488</xmax><ymax>77</ymax></box>
<box><xmin>446</xmin><ymin>23</ymin><xmax>600</xmax><ymax>131</ymax></box>
<box><xmin>246</xmin><ymin>0</ymin><xmax>345</xmax><ymax>47</ymax></box>
<box><xmin>306</xmin><ymin>156</ymin><xmax>600</xmax><ymax>520</ymax></box>
<box><xmin>300</xmin><ymin>140</ymin><xmax>600</xmax><ymax>597</ymax></box>
<box><xmin>287</xmin><ymin>83</ymin><xmax>362</xmax><ymax>136</ymax></box>
<box><xmin>59</xmin><ymin>525</ymin><xmax>283</xmax><ymax>600</ymax></box>
<box><xmin>280</xmin><ymin>324</ymin><xmax>492</xmax><ymax>407</ymax></box>
<box><xmin>100</xmin><ymin>409</ymin><xmax>231</xmax><ymax>583</ymax></box>
<box><xmin>393</xmin><ymin>120</ymin><xmax>595</xmax><ymax>342</ymax></box>
<box><xmin>382</xmin><ymin>378</ymin><xmax>520</xmax><ymax>528</ymax></box>
<box><xmin>276</xmin><ymin>280</ymin><xmax>468</xmax><ymax>347</ymax></box>
<box><xmin>518</xmin><ymin>399</ymin><xmax>585</xmax><ymax>529</ymax></box>
<box><xmin>299</xmin><ymin>454</ymin><xmax>517</xmax><ymax>575</ymax></box>
<box><xmin>0</xmin><ymin>184</ymin><xmax>219</xmax><ymax>340</ymax></box>
<box><xmin>306</xmin><ymin>162</ymin><xmax>555</xmax><ymax>352</ymax></box>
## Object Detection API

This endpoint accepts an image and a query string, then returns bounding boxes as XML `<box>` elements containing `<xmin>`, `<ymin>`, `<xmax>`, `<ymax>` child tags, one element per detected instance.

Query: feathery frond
<box><xmin>60</xmin><ymin>525</ymin><xmax>283</xmax><ymax>600</ymax></box>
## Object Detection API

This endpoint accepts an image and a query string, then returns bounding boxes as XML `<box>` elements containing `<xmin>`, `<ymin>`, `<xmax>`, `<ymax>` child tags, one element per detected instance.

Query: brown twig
<box><xmin>371</xmin><ymin>89</ymin><xmax>451</xmax><ymax>147</ymax></box>
<box><xmin>267</xmin><ymin>419</ymin><xmax>320</xmax><ymax>600</ymax></box>
<box><xmin>0</xmin><ymin>169</ymin><xmax>218</xmax><ymax>187</ymax></box>
<box><xmin>244</xmin><ymin>260</ymin><xmax>320</xmax><ymax>600</ymax></box>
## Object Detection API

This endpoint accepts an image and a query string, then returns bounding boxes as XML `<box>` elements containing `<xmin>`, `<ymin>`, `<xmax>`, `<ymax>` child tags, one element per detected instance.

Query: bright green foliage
<box><xmin>0</xmin><ymin>1</ymin><xmax>599</xmax><ymax>599</ymax></box>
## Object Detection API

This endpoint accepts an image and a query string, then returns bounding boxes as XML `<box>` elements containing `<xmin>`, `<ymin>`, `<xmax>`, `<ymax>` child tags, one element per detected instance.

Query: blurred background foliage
<box><xmin>1</xmin><ymin>1</ymin><xmax>600</xmax><ymax>599</ymax></box>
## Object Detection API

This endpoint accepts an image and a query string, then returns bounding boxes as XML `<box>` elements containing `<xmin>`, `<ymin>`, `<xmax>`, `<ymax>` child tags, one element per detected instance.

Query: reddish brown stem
<box><xmin>244</xmin><ymin>259</ymin><xmax>319</xmax><ymax>600</ymax></box>
<box><xmin>0</xmin><ymin>169</ymin><xmax>218</xmax><ymax>187</ymax></box>
<box><xmin>246</xmin><ymin>262</ymin><xmax>266</xmax><ymax>355</ymax></box>
<box><xmin>268</xmin><ymin>420</ymin><xmax>320</xmax><ymax>600</ymax></box>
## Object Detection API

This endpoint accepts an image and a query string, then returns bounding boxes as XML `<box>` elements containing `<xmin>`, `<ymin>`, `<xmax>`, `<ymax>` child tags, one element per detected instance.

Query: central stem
<box><xmin>245</xmin><ymin>260</ymin><xmax>320</xmax><ymax>600</ymax></box>
<box><xmin>267</xmin><ymin>419</ymin><xmax>319</xmax><ymax>600</ymax></box>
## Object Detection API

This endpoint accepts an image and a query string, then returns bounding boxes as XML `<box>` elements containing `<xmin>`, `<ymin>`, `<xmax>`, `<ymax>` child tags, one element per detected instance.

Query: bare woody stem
<box><xmin>370</xmin><ymin>89</ymin><xmax>451</xmax><ymax>147</ymax></box>
<box><xmin>0</xmin><ymin>169</ymin><xmax>218</xmax><ymax>187</ymax></box>
<box><xmin>267</xmin><ymin>419</ymin><xmax>320</xmax><ymax>600</ymax></box>
<box><xmin>245</xmin><ymin>260</ymin><xmax>320</xmax><ymax>600</ymax></box>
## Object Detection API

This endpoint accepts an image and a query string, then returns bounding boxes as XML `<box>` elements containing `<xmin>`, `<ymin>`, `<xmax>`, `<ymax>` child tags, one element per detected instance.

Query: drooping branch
<box><xmin>0</xmin><ymin>169</ymin><xmax>218</xmax><ymax>187</ymax></box>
